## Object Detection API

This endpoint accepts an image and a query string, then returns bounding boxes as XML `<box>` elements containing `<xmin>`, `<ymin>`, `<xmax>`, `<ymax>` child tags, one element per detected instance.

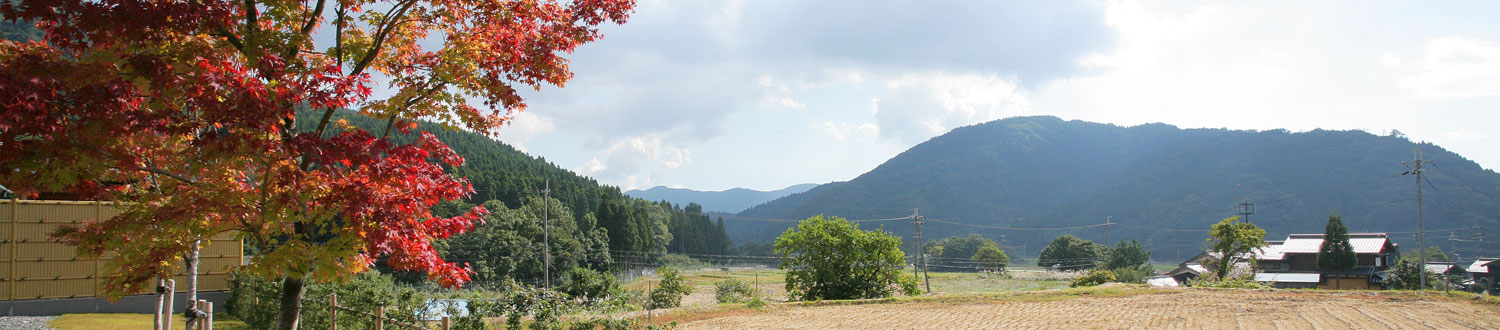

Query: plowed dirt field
<box><xmin>676</xmin><ymin>288</ymin><xmax>1500</xmax><ymax>329</ymax></box>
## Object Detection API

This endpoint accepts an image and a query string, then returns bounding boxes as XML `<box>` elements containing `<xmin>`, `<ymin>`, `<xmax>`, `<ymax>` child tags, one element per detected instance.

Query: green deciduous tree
<box><xmin>558</xmin><ymin>267</ymin><xmax>620</xmax><ymax>303</ymax></box>
<box><xmin>1317</xmin><ymin>213</ymin><xmax>1357</xmax><ymax>271</ymax></box>
<box><xmin>1206</xmin><ymin>216</ymin><xmax>1267</xmax><ymax>280</ymax></box>
<box><xmin>1385</xmin><ymin>258</ymin><xmax>1442</xmax><ymax>290</ymax></box>
<box><xmin>648</xmin><ymin>266</ymin><xmax>692</xmax><ymax>308</ymax></box>
<box><xmin>1102</xmin><ymin>239</ymin><xmax>1151</xmax><ymax>271</ymax></box>
<box><xmin>775</xmin><ymin>215</ymin><xmax>914</xmax><ymax>300</ymax></box>
<box><xmin>1037</xmin><ymin>235</ymin><xmax>1101</xmax><ymax>271</ymax></box>
<box><xmin>436</xmin><ymin>198</ymin><xmax>611</xmax><ymax>285</ymax></box>
<box><xmin>925</xmin><ymin>234</ymin><xmax>997</xmax><ymax>272</ymax></box>
<box><xmin>971</xmin><ymin>242</ymin><xmax>1010</xmax><ymax>272</ymax></box>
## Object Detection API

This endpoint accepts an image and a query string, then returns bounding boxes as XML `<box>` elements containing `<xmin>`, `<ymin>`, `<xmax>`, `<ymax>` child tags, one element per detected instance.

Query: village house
<box><xmin>1466</xmin><ymin>258</ymin><xmax>1500</xmax><ymax>293</ymax></box>
<box><xmin>1169</xmin><ymin>233</ymin><xmax>1399</xmax><ymax>289</ymax></box>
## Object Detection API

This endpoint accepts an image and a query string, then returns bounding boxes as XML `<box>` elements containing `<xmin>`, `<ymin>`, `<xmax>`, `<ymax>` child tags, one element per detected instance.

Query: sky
<box><xmin>484</xmin><ymin>0</ymin><xmax>1500</xmax><ymax>192</ymax></box>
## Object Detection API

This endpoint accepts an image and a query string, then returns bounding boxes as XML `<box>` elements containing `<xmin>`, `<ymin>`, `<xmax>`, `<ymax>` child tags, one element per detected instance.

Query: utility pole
<box><xmin>1104</xmin><ymin>216</ymin><xmax>1113</xmax><ymax>245</ymax></box>
<box><xmin>1237</xmin><ymin>202</ymin><xmax>1255</xmax><ymax>224</ymax></box>
<box><xmin>1403</xmin><ymin>147</ymin><xmax>1435</xmax><ymax>291</ymax></box>
<box><xmin>543</xmin><ymin>179</ymin><xmax>551</xmax><ymax>289</ymax></box>
<box><xmin>911</xmin><ymin>208</ymin><xmax>930</xmax><ymax>293</ymax></box>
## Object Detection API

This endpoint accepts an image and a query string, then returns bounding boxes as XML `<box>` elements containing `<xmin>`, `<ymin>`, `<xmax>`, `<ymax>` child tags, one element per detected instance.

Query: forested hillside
<box><xmin>296</xmin><ymin>110</ymin><xmax>731</xmax><ymax>283</ymax></box>
<box><xmin>736</xmin><ymin>116</ymin><xmax>1500</xmax><ymax>261</ymax></box>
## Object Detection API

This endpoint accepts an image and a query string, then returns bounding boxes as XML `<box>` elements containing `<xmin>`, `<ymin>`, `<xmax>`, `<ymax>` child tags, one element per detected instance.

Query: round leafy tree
<box><xmin>971</xmin><ymin>242</ymin><xmax>1010</xmax><ymax>272</ymax></box>
<box><xmin>775</xmin><ymin>215</ymin><xmax>913</xmax><ymax>300</ymax></box>
<box><xmin>1037</xmin><ymin>235</ymin><xmax>1102</xmax><ymax>271</ymax></box>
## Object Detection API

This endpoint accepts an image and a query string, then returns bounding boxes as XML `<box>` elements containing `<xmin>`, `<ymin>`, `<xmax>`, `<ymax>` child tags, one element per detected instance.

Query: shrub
<box><xmin>226</xmin><ymin>270</ymin><xmax>427</xmax><ymax>330</ymax></box>
<box><xmin>450</xmin><ymin>281</ymin><xmax>570</xmax><ymax>330</ymax></box>
<box><xmin>1385</xmin><ymin>258</ymin><xmax>1443</xmax><ymax>290</ymax></box>
<box><xmin>1190</xmin><ymin>277</ymin><xmax>1269</xmax><ymax>289</ymax></box>
<box><xmin>714</xmin><ymin>278</ymin><xmax>755</xmax><ymax>303</ymax></box>
<box><xmin>745</xmin><ymin>296</ymin><xmax>767</xmax><ymax>309</ymax></box>
<box><xmin>1070</xmin><ymin>269</ymin><xmax>1116</xmax><ymax>287</ymax></box>
<box><xmin>559</xmin><ymin>267</ymin><xmax>621</xmax><ymax>303</ymax></box>
<box><xmin>1109</xmin><ymin>266</ymin><xmax>1153</xmax><ymax>284</ymax></box>
<box><xmin>649</xmin><ymin>267</ymin><xmax>692</xmax><ymax>309</ymax></box>
<box><xmin>775</xmin><ymin>215</ymin><xmax>910</xmax><ymax>300</ymax></box>
<box><xmin>659</xmin><ymin>254</ymin><xmax>708</xmax><ymax>269</ymax></box>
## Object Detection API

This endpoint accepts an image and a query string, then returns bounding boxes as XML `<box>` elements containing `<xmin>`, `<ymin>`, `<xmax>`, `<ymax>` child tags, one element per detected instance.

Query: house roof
<box><xmin>1146</xmin><ymin>276</ymin><xmax>1180</xmax><ymax>287</ymax></box>
<box><xmin>1255</xmin><ymin>273</ymin><xmax>1320</xmax><ymax>283</ymax></box>
<box><xmin>1468</xmin><ymin>258</ymin><xmax>1499</xmax><ymax>274</ymax></box>
<box><xmin>1426</xmin><ymin>262</ymin><xmax>1465</xmax><ymax>274</ymax></box>
<box><xmin>1278</xmin><ymin>233</ymin><xmax>1392</xmax><ymax>254</ymax></box>
<box><xmin>1253</xmin><ymin>241</ymin><xmax>1286</xmax><ymax>261</ymax></box>
<box><xmin>1168</xmin><ymin>264</ymin><xmax>1207</xmax><ymax>276</ymax></box>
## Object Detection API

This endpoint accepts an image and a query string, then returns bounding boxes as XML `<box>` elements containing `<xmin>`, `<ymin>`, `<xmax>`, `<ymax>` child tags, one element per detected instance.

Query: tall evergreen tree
<box><xmin>1317</xmin><ymin>213</ymin><xmax>1357</xmax><ymax>271</ymax></box>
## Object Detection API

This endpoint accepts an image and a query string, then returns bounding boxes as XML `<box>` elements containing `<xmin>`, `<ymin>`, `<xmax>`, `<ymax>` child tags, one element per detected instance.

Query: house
<box><xmin>1167</xmin><ymin>242</ymin><xmax>1278</xmax><ymax>285</ymax></box>
<box><xmin>1468</xmin><ymin>258</ymin><xmax>1500</xmax><ymax>294</ymax></box>
<box><xmin>1426</xmin><ymin>262</ymin><xmax>1467</xmax><ymax>277</ymax></box>
<box><xmin>1254</xmin><ymin>233</ymin><xmax>1399</xmax><ymax>290</ymax></box>
<box><xmin>1174</xmin><ymin>233</ymin><xmax>1399</xmax><ymax>289</ymax></box>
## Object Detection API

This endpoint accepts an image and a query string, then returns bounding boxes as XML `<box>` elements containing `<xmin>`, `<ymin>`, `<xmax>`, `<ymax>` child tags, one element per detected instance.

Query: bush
<box><xmin>714</xmin><ymin>278</ymin><xmax>755</xmax><ymax>303</ymax></box>
<box><xmin>776</xmin><ymin>215</ymin><xmax>911</xmax><ymax>300</ymax></box>
<box><xmin>659</xmin><ymin>254</ymin><xmax>708</xmax><ymax>269</ymax></box>
<box><xmin>449</xmin><ymin>281</ymin><xmax>571</xmax><ymax>330</ymax></box>
<box><xmin>745</xmin><ymin>296</ymin><xmax>767</xmax><ymax>309</ymax></box>
<box><xmin>648</xmin><ymin>267</ymin><xmax>692</xmax><ymax>309</ymax></box>
<box><xmin>226</xmin><ymin>270</ymin><xmax>427</xmax><ymax>330</ymax></box>
<box><xmin>1070</xmin><ymin>269</ymin><xmax>1116</xmax><ymax>287</ymax></box>
<box><xmin>1385</xmin><ymin>258</ymin><xmax>1443</xmax><ymax>290</ymax></box>
<box><xmin>559</xmin><ymin>267</ymin><xmax>621</xmax><ymax>303</ymax></box>
<box><xmin>1109</xmin><ymin>266</ymin><xmax>1153</xmax><ymax>284</ymax></box>
<box><xmin>1190</xmin><ymin>277</ymin><xmax>1269</xmax><ymax>289</ymax></box>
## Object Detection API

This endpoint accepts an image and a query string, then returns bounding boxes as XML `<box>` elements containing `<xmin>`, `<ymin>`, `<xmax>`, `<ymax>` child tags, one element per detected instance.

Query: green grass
<box><xmin>924</xmin><ymin>272</ymin><xmax>1071</xmax><ymax>293</ymax></box>
<box><xmin>50</xmin><ymin>313</ymin><xmax>248</xmax><ymax>330</ymax></box>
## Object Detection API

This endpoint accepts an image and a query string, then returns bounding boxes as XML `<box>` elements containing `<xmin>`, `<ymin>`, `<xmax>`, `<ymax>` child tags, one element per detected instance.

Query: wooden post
<box><xmin>93</xmin><ymin>202</ymin><xmax>101</xmax><ymax>298</ymax></box>
<box><xmin>163</xmin><ymin>279</ymin><xmax>175</xmax><ymax>330</ymax></box>
<box><xmin>194</xmin><ymin>300</ymin><xmax>206</xmax><ymax>330</ymax></box>
<box><xmin>203</xmin><ymin>301</ymin><xmax>213</xmax><ymax>330</ymax></box>
<box><xmin>9</xmin><ymin>199</ymin><xmax>17</xmax><ymax>302</ymax></box>
<box><xmin>155</xmin><ymin>279</ymin><xmax>167</xmax><ymax>330</ymax></box>
<box><xmin>441</xmin><ymin>316</ymin><xmax>451</xmax><ymax>330</ymax></box>
<box><xmin>329</xmin><ymin>293</ymin><xmax>337</xmax><ymax>330</ymax></box>
<box><xmin>375</xmin><ymin>306</ymin><xmax>384</xmax><ymax>330</ymax></box>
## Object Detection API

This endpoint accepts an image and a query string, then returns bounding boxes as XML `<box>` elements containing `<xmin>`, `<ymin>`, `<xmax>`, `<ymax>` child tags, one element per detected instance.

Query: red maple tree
<box><xmin>0</xmin><ymin>0</ymin><xmax>632</xmax><ymax>328</ymax></box>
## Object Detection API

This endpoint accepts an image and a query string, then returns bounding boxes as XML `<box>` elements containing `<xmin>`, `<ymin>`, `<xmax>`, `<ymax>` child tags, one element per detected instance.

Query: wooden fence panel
<box><xmin>1</xmin><ymin>200</ymin><xmax>244</xmax><ymax>301</ymax></box>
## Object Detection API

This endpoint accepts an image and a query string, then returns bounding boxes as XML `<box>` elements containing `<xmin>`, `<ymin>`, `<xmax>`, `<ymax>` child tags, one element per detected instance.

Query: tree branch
<box><xmin>347</xmin><ymin>0</ymin><xmax>418</xmax><ymax>77</ymax></box>
<box><xmin>243</xmin><ymin>0</ymin><xmax>259</xmax><ymax>50</ymax></box>
<box><xmin>282</xmin><ymin>0</ymin><xmax>329</xmax><ymax>60</ymax></box>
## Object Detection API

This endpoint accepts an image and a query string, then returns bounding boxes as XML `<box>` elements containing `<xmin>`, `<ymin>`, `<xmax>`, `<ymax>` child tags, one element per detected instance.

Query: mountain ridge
<box><xmin>732</xmin><ymin>116</ymin><xmax>1500</xmax><ymax>261</ymax></box>
<box><xmin>626</xmin><ymin>183</ymin><xmax>819</xmax><ymax>213</ymax></box>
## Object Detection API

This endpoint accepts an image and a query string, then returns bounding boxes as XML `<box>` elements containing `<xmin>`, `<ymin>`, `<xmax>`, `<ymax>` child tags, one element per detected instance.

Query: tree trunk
<box><xmin>274</xmin><ymin>276</ymin><xmax>307</xmax><ymax>330</ymax></box>
<box><xmin>184</xmin><ymin>241</ymin><xmax>201</xmax><ymax>330</ymax></box>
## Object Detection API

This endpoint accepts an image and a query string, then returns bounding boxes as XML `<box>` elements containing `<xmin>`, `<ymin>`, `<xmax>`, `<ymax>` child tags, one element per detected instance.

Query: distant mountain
<box><xmin>627</xmin><ymin>183</ymin><xmax>819</xmax><ymax>213</ymax></box>
<box><xmin>733</xmin><ymin>116</ymin><xmax>1500</xmax><ymax>261</ymax></box>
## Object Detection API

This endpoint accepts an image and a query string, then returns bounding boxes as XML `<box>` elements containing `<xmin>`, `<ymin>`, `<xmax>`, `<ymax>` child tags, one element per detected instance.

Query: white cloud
<box><xmin>1382</xmin><ymin>51</ymin><xmax>1404</xmax><ymax>68</ymax></box>
<box><xmin>574</xmin><ymin>135</ymin><xmax>692</xmax><ymax>190</ymax></box>
<box><xmin>813</xmin><ymin>121</ymin><xmax>880</xmax><ymax>141</ymax></box>
<box><xmin>874</xmin><ymin>72</ymin><xmax>1031</xmax><ymax>143</ymax></box>
<box><xmin>775</xmin><ymin>97</ymin><xmax>807</xmax><ymax>109</ymax></box>
<box><xmin>495</xmin><ymin>111</ymin><xmax>555</xmax><ymax>152</ymax></box>
<box><xmin>1399</xmin><ymin>36</ymin><xmax>1500</xmax><ymax>98</ymax></box>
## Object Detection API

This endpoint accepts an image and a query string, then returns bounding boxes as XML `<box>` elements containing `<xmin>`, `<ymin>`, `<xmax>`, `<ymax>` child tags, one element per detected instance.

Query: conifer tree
<box><xmin>1317</xmin><ymin>213</ymin><xmax>1357</xmax><ymax>271</ymax></box>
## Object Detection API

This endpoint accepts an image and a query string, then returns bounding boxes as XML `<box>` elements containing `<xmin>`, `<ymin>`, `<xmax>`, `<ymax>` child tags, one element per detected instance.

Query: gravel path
<box><xmin>0</xmin><ymin>316</ymin><xmax>57</xmax><ymax>330</ymax></box>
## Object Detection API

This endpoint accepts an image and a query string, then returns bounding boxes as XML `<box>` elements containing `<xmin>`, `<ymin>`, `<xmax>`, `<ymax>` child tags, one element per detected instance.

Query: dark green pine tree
<box><xmin>1317</xmin><ymin>213</ymin><xmax>1357</xmax><ymax>271</ymax></box>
